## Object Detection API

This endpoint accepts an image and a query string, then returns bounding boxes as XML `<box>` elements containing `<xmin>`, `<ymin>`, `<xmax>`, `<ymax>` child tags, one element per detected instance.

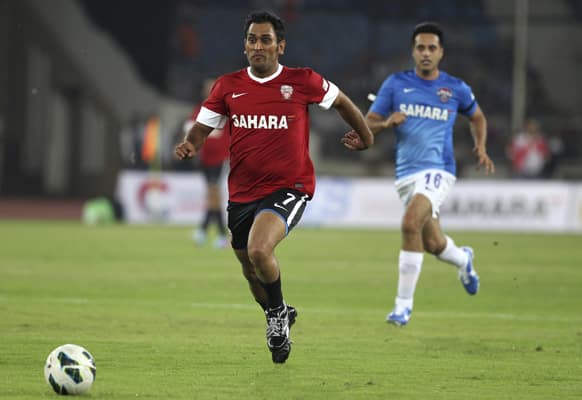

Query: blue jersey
<box><xmin>369</xmin><ymin>70</ymin><xmax>478</xmax><ymax>179</ymax></box>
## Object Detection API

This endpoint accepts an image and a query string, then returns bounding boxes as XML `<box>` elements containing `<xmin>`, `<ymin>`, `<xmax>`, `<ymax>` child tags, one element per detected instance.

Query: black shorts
<box><xmin>227</xmin><ymin>188</ymin><xmax>311</xmax><ymax>250</ymax></box>
<box><xmin>201</xmin><ymin>163</ymin><xmax>224</xmax><ymax>185</ymax></box>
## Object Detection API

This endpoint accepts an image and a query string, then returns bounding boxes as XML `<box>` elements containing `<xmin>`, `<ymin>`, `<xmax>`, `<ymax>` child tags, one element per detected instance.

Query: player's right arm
<box><xmin>364</xmin><ymin>75</ymin><xmax>406</xmax><ymax>135</ymax></box>
<box><xmin>175</xmin><ymin>122</ymin><xmax>214</xmax><ymax>160</ymax></box>
<box><xmin>365</xmin><ymin>111</ymin><xmax>406</xmax><ymax>135</ymax></box>
<box><xmin>176</xmin><ymin>77</ymin><xmax>228</xmax><ymax>160</ymax></box>
<box><xmin>342</xmin><ymin>111</ymin><xmax>404</xmax><ymax>150</ymax></box>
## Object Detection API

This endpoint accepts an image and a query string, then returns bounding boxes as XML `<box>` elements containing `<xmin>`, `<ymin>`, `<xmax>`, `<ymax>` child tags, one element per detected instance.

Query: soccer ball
<box><xmin>44</xmin><ymin>344</ymin><xmax>96</xmax><ymax>395</ymax></box>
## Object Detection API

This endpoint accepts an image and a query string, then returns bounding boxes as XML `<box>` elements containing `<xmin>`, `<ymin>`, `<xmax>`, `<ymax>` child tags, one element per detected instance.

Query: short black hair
<box><xmin>412</xmin><ymin>22</ymin><xmax>444</xmax><ymax>46</ymax></box>
<box><xmin>243</xmin><ymin>10</ymin><xmax>285</xmax><ymax>42</ymax></box>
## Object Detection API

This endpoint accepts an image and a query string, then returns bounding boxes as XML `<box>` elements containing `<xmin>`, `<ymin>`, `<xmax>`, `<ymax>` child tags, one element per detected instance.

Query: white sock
<box><xmin>437</xmin><ymin>236</ymin><xmax>468</xmax><ymax>269</ymax></box>
<box><xmin>395</xmin><ymin>296</ymin><xmax>413</xmax><ymax>311</ymax></box>
<box><xmin>396</xmin><ymin>250</ymin><xmax>423</xmax><ymax>308</ymax></box>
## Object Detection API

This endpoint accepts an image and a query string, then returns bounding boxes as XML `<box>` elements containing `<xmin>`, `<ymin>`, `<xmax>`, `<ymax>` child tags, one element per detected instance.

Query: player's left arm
<box><xmin>333</xmin><ymin>91</ymin><xmax>374</xmax><ymax>150</ymax></box>
<box><xmin>175</xmin><ymin>122</ymin><xmax>214</xmax><ymax>160</ymax></box>
<box><xmin>468</xmin><ymin>105</ymin><xmax>495</xmax><ymax>174</ymax></box>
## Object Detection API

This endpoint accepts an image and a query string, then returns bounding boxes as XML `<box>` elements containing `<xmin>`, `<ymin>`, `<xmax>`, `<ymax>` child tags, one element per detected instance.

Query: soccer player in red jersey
<box><xmin>175</xmin><ymin>10</ymin><xmax>373</xmax><ymax>363</ymax></box>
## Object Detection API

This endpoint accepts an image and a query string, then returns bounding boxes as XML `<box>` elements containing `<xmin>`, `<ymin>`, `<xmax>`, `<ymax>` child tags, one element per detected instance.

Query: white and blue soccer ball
<box><xmin>44</xmin><ymin>344</ymin><xmax>96</xmax><ymax>395</ymax></box>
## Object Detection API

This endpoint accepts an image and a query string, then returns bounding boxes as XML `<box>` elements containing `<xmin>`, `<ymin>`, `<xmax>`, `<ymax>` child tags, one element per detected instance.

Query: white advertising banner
<box><xmin>302</xmin><ymin>177</ymin><xmax>403</xmax><ymax>227</ymax></box>
<box><xmin>439</xmin><ymin>181</ymin><xmax>574</xmax><ymax>232</ymax></box>
<box><xmin>116</xmin><ymin>170</ymin><xmax>226</xmax><ymax>224</ymax></box>
<box><xmin>571</xmin><ymin>184</ymin><xmax>582</xmax><ymax>231</ymax></box>
<box><xmin>116</xmin><ymin>171</ymin><xmax>582</xmax><ymax>232</ymax></box>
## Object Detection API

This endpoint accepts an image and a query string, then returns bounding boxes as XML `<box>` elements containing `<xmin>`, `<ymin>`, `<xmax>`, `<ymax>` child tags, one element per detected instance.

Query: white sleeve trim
<box><xmin>196</xmin><ymin>106</ymin><xmax>227</xmax><ymax>129</ymax></box>
<box><xmin>318</xmin><ymin>81</ymin><xmax>339</xmax><ymax>110</ymax></box>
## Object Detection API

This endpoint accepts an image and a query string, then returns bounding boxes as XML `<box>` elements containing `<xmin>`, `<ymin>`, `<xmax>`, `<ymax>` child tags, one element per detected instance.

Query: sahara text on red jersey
<box><xmin>231</xmin><ymin>114</ymin><xmax>289</xmax><ymax>129</ymax></box>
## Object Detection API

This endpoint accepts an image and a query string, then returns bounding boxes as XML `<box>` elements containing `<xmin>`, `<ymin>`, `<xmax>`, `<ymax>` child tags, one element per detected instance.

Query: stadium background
<box><xmin>1</xmin><ymin>0</ymin><xmax>582</xmax><ymax>206</ymax></box>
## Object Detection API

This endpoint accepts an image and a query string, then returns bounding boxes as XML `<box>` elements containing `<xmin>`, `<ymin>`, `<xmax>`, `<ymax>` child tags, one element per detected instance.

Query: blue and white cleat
<box><xmin>459</xmin><ymin>247</ymin><xmax>479</xmax><ymax>295</ymax></box>
<box><xmin>386</xmin><ymin>307</ymin><xmax>412</xmax><ymax>327</ymax></box>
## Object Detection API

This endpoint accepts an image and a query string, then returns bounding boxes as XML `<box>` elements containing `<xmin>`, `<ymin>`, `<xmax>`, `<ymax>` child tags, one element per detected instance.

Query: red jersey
<box><xmin>196</xmin><ymin>65</ymin><xmax>339</xmax><ymax>203</ymax></box>
<box><xmin>507</xmin><ymin>133</ymin><xmax>550</xmax><ymax>176</ymax></box>
<box><xmin>187</xmin><ymin>106</ymin><xmax>229</xmax><ymax>167</ymax></box>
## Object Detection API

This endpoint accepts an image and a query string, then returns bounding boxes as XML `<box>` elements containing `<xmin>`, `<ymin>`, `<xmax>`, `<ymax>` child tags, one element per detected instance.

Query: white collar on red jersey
<box><xmin>246</xmin><ymin>64</ymin><xmax>283</xmax><ymax>83</ymax></box>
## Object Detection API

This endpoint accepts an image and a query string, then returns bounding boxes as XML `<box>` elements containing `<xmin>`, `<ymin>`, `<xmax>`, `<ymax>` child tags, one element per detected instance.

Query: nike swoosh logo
<box><xmin>403</xmin><ymin>88</ymin><xmax>415</xmax><ymax>93</ymax></box>
<box><xmin>274</xmin><ymin>203</ymin><xmax>287</xmax><ymax>212</ymax></box>
<box><xmin>232</xmin><ymin>92</ymin><xmax>248</xmax><ymax>98</ymax></box>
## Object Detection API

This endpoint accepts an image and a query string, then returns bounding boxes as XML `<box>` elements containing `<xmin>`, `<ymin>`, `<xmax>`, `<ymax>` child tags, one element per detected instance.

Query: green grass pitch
<box><xmin>1</xmin><ymin>221</ymin><xmax>581</xmax><ymax>399</ymax></box>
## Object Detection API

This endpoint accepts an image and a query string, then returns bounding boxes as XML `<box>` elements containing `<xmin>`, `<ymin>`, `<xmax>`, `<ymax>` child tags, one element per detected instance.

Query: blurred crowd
<box><xmin>120</xmin><ymin>0</ymin><xmax>581</xmax><ymax>180</ymax></box>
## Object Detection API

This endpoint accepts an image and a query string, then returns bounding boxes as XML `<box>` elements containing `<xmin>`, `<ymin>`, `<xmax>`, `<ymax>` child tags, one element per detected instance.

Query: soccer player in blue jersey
<box><xmin>343</xmin><ymin>22</ymin><xmax>495</xmax><ymax>326</ymax></box>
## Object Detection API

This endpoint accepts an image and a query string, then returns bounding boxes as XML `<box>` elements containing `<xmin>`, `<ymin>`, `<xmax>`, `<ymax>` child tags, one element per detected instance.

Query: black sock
<box><xmin>256</xmin><ymin>300</ymin><xmax>267</xmax><ymax>312</ymax></box>
<box><xmin>260</xmin><ymin>275</ymin><xmax>283</xmax><ymax>310</ymax></box>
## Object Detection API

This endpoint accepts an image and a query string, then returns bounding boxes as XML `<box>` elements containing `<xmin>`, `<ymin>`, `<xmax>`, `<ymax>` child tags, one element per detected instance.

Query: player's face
<box><xmin>244</xmin><ymin>22</ymin><xmax>285</xmax><ymax>77</ymax></box>
<box><xmin>412</xmin><ymin>33</ymin><xmax>443</xmax><ymax>77</ymax></box>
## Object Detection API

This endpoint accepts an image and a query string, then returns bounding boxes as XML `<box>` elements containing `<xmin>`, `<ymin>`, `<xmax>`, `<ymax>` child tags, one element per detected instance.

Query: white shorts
<box><xmin>395</xmin><ymin>169</ymin><xmax>456</xmax><ymax>218</ymax></box>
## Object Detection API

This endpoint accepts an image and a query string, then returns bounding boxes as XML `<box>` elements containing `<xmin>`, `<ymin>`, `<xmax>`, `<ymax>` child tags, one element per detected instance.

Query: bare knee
<box><xmin>247</xmin><ymin>244</ymin><xmax>273</xmax><ymax>268</ymax></box>
<box><xmin>401</xmin><ymin>216</ymin><xmax>423</xmax><ymax>237</ymax></box>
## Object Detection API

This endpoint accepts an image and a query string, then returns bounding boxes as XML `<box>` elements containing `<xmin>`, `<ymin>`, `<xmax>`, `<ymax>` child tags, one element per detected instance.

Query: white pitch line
<box><xmin>6</xmin><ymin>297</ymin><xmax>579</xmax><ymax>323</ymax></box>
<box><xmin>190</xmin><ymin>303</ymin><xmax>582</xmax><ymax>323</ymax></box>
